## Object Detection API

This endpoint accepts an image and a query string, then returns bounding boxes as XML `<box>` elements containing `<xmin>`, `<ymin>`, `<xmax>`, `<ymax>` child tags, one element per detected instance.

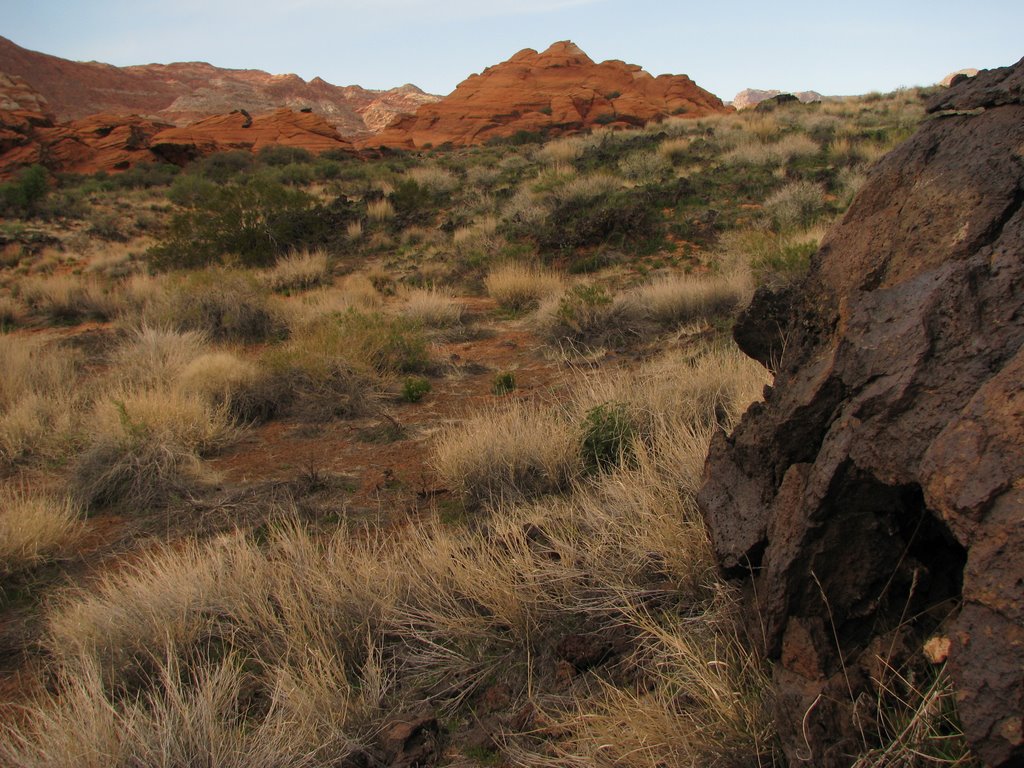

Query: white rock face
<box><xmin>731</xmin><ymin>88</ymin><xmax>823</xmax><ymax>110</ymax></box>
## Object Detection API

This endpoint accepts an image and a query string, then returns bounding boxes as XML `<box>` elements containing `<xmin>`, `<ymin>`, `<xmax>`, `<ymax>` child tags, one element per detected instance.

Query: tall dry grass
<box><xmin>0</xmin><ymin>334</ymin><xmax>79</xmax><ymax>466</ymax></box>
<box><xmin>485</xmin><ymin>262</ymin><xmax>564</xmax><ymax>312</ymax></box>
<box><xmin>0</xmin><ymin>489</ymin><xmax>83</xmax><ymax>574</ymax></box>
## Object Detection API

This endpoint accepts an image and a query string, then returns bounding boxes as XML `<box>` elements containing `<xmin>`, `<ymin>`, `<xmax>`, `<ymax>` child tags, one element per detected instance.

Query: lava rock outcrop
<box><xmin>362</xmin><ymin>41</ymin><xmax>730</xmax><ymax>150</ymax></box>
<box><xmin>699</xmin><ymin>58</ymin><xmax>1024</xmax><ymax>766</ymax></box>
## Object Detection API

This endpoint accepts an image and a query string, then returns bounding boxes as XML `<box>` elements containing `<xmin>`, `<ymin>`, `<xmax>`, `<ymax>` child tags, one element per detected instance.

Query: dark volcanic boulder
<box><xmin>698</xmin><ymin>57</ymin><xmax>1024</xmax><ymax>767</ymax></box>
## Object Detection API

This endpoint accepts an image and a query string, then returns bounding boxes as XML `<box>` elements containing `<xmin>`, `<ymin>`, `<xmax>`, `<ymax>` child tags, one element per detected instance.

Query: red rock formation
<box><xmin>149</xmin><ymin>109</ymin><xmax>354</xmax><ymax>164</ymax></box>
<box><xmin>699</xmin><ymin>57</ymin><xmax>1024</xmax><ymax>767</ymax></box>
<box><xmin>0</xmin><ymin>107</ymin><xmax>355</xmax><ymax>179</ymax></box>
<box><xmin>362</xmin><ymin>41</ymin><xmax>730</xmax><ymax>150</ymax></box>
<box><xmin>0</xmin><ymin>35</ymin><xmax>439</xmax><ymax>136</ymax></box>
<box><xmin>0</xmin><ymin>110</ymin><xmax>172</xmax><ymax>177</ymax></box>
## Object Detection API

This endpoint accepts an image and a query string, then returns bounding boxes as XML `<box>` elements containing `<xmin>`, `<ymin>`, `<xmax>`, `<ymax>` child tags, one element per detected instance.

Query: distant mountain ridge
<box><xmin>0</xmin><ymin>35</ymin><xmax>439</xmax><ymax>137</ymax></box>
<box><xmin>731</xmin><ymin>88</ymin><xmax>823</xmax><ymax>110</ymax></box>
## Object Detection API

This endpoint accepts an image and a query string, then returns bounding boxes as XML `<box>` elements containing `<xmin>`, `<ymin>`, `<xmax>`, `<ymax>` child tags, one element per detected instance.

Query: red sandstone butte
<box><xmin>362</xmin><ymin>41</ymin><xmax>730</xmax><ymax>150</ymax></box>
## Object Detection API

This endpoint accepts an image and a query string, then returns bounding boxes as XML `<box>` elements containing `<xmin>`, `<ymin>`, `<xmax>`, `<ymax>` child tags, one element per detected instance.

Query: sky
<box><xmin>4</xmin><ymin>0</ymin><xmax>1022</xmax><ymax>100</ymax></box>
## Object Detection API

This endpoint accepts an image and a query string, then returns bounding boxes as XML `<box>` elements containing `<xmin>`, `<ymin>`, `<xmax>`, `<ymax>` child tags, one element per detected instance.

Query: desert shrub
<box><xmin>262</xmin><ymin>321</ymin><xmax>373</xmax><ymax>420</ymax></box>
<box><xmin>763</xmin><ymin>180</ymin><xmax>828</xmax><ymax>231</ymax></box>
<box><xmin>401</xmin><ymin>376</ymin><xmax>431</xmax><ymax>403</ymax></box>
<box><xmin>104</xmin><ymin>161</ymin><xmax>179</xmax><ymax>189</ymax></box>
<box><xmin>0</xmin><ymin>164</ymin><xmax>49</xmax><ymax>217</ymax></box>
<box><xmin>335</xmin><ymin>310</ymin><xmax>430</xmax><ymax>375</ymax></box>
<box><xmin>260</xmin><ymin>248</ymin><xmax>330</xmax><ymax>293</ymax></box>
<box><xmin>405</xmin><ymin>165</ymin><xmax>458</xmax><ymax>194</ymax></box>
<box><xmin>150</xmin><ymin>178</ymin><xmax>354</xmax><ymax>269</ymax></box>
<box><xmin>492</xmin><ymin>371</ymin><xmax>516</xmax><ymax>395</ymax></box>
<box><xmin>484</xmin><ymin>262</ymin><xmax>563</xmax><ymax>311</ymax></box>
<box><xmin>0</xmin><ymin>296</ymin><xmax>22</xmax><ymax>329</ymax></box>
<box><xmin>0</xmin><ymin>490</ymin><xmax>83</xmax><ymax>574</ymax></box>
<box><xmin>618</xmin><ymin>149</ymin><xmax>671</xmax><ymax>182</ymax></box>
<box><xmin>157</xmin><ymin>270</ymin><xmax>287</xmax><ymax>343</ymax></box>
<box><xmin>535</xmin><ymin>184</ymin><xmax>656</xmax><ymax>252</ymax></box>
<box><xmin>388</xmin><ymin>179</ymin><xmax>446</xmax><ymax>226</ymax></box>
<box><xmin>167</xmin><ymin>174</ymin><xmax>218</xmax><ymax>206</ymax></box>
<box><xmin>189</xmin><ymin>150</ymin><xmax>254</xmax><ymax>183</ymax></box>
<box><xmin>538</xmin><ymin>283</ymin><xmax>619</xmax><ymax>342</ymax></box>
<box><xmin>257</xmin><ymin>145</ymin><xmax>313</xmax><ymax>167</ymax></box>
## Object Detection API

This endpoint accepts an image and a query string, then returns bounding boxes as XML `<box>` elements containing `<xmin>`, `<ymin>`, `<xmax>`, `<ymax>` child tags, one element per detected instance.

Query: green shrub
<box><xmin>190</xmin><ymin>150</ymin><xmax>254</xmax><ymax>182</ymax></box>
<box><xmin>163</xmin><ymin>270</ymin><xmax>287</xmax><ymax>343</ymax></box>
<box><xmin>535</xmin><ymin>187</ymin><xmax>656</xmax><ymax>252</ymax></box>
<box><xmin>151</xmin><ymin>179</ymin><xmax>357</xmax><ymax>269</ymax></box>
<box><xmin>580</xmin><ymin>402</ymin><xmax>636</xmax><ymax>473</ymax></box>
<box><xmin>555</xmin><ymin>284</ymin><xmax>614</xmax><ymax>336</ymax></box>
<box><xmin>0</xmin><ymin>165</ymin><xmax>49</xmax><ymax>217</ymax></box>
<box><xmin>491</xmin><ymin>372</ymin><xmax>516</xmax><ymax>395</ymax></box>
<box><xmin>257</xmin><ymin>145</ymin><xmax>313</xmax><ymax>167</ymax></box>
<box><xmin>402</xmin><ymin>376</ymin><xmax>431</xmax><ymax>403</ymax></box>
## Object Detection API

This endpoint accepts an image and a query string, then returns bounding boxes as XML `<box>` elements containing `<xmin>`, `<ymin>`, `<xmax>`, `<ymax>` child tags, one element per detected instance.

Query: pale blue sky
<box><xmin>4</xmin><ymin>0</ymin><xmax>1022</xmax><ymax>100</ymax></box>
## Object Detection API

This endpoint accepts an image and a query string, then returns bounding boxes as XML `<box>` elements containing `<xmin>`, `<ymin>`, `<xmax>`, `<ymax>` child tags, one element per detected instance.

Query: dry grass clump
<box><xmin>722</xmin><ymin>132</ymin><xmax>820</xmax><ymax>166</ymax></box>
<box><xmin>0</xmin><ymin>489</ymin><xmax>83</xmax><ymax>574</ymax></box>
<box><xmin>406</xmin><ymin>165</ymin><xmax>459</xmax><ymax>193</ymax></box>
<box><xmin>260</xmin><ymin>248</ymin><xmax>329</xmax><ymax>293</ymax></box>
<box><xmin>111</xmin><ymin>325</ymin><xmax>207</xmax><ymax>388</ymax></box>
<box><xmin>366</xmin><ymin>197</ymin><xmax>394</xmax><ymax>222</ymax></box>
<box><xmin>433</xmin><ymin>398</ymin><xmax>583</xmax><ymax>505</ymax></box>
<box><xmin>398</xmin><ymin>285</ymin><xmax>464</xmax><ymax>329</ymax></box>
<box><xmin>19</xmin><ymin>273</ymin><xmax>116</xmax><ymax>324</ymax></box>
<box><xmin>0</xmin><ymin>295</ymin><xmax>24</xmax><ymax>328</ymax></box>
<box><xmin>616</xmin><ymin>272</ymin><xmax>753</xmax><ymax>329</ymax></box>
<box><xmin>763</xmin><ymin>180</ymin><xmax>827</xmax><ymax>230</ymax></box>
<box><xmin>0</xmin><ymin>334</ymin><xmax>79</xmax><ymax>466</ymax></box>
<box><xmin>176</xmin><ymin>351</ymin><xmax>272</xmax><ymax>423</ymax></box>
<box><xmin>658</xmin><ymin>135</ymin><xmax>692</xmax><ymax>160</ymax></box>
<box><xmin>535</xmin><ymin>135</ymin><xmax>591</xmax><ymax>165</ymax></box>
<box><xmin>70</xmin><ymin>386</ymin><xmax>236</xmax><ymax>510</ymax></box>
<box><xmin>485</xmin><ymin>262</ymin><xmax>563</xmax><ymax>311</ymax></box>
<box><xmin>618</xmin><ymin>150</ymin><xmax>671</xmax><ymax>182</ymax></box>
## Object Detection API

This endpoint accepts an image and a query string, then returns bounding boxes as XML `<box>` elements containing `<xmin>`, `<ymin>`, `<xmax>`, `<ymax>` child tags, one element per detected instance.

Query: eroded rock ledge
<box><xmin>698</xmin><ymin>57</ymin><xmax>1024</xmax><ymax>767</ymax></box>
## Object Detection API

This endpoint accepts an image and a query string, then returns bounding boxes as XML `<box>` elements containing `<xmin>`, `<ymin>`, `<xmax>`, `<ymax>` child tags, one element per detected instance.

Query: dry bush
<box><xmin>555</xmin><ymin>172</ymin><xmax>621</xmax><ymax>203</ymax></box>
<box><xmin>432</xmin><ymin>398</ymin><xmax>583</xmax><ymax>505</ymax></box>
<box><xmin>0</xmin><ymin>489</ymin><xmax>83</xmax><ymax>574</ymax></box>
<box><xmin>260</xmin><ymin>248</ymin><xmax>329</xmax><ymax>293</ymax></box>
<box><xmin>158</xmin><ymin>270</ymin><xmax>286</xmax><ymax>344</ymax></box>
<box><xmin>485</xmin><ymin>262</ymin><xmax>563</xmax><ymax>311</ymax></box>
<box><xmin>398</xmin><ymin>285</ymin><xmax>463</xmax><ymax>329</ymax></box>
<box><xmin>0</xmin><ymin>334</ymin><xmax>79</xmax><ymax>466</ymax></box>
<box><xmin>19</xmin><ymin>274</ymin><xmax>116</xmax><ymax>324</ymax></box>
<box><xmin>346</xmin><ymin>219</ymin><xmax>363</xmax><ymax>240</ymax></box>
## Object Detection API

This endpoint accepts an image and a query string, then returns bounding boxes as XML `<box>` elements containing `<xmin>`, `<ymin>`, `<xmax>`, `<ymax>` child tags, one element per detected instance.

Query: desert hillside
<box><xmin>0</xmin><ymin>42</ymin><xmax>1020</xmax><ymax>768</ymax></box>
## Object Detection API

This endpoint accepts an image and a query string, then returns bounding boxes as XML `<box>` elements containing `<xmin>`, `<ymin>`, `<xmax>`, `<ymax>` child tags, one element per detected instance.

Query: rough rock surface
<box><xmin>0</xmin><ymin>72</ymin><xmax>50</xmax><ymax>115</ymax></box>
<box><xmin>732</xmin><ymin>88</ymin><xmax>823</xmax><ymax>110</ymax></box>
<box><xmin>0</xmin><ymin>35</ymin><xmax>439</xmax><ymax>136</ymax></box>
<box><xmin>699</xmin><ymin>57</ymin><xmax>1024</xmax><ymax>767</ymax></box>
<box><xmin>362</xmin><ymin>41</ymin><xmax>729</xmax><ymax>150</ymax></box>
<box><xmin>149</xmin><ymin>108</ymin><xmax>354</xmax><ymax>164</ymax></box>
